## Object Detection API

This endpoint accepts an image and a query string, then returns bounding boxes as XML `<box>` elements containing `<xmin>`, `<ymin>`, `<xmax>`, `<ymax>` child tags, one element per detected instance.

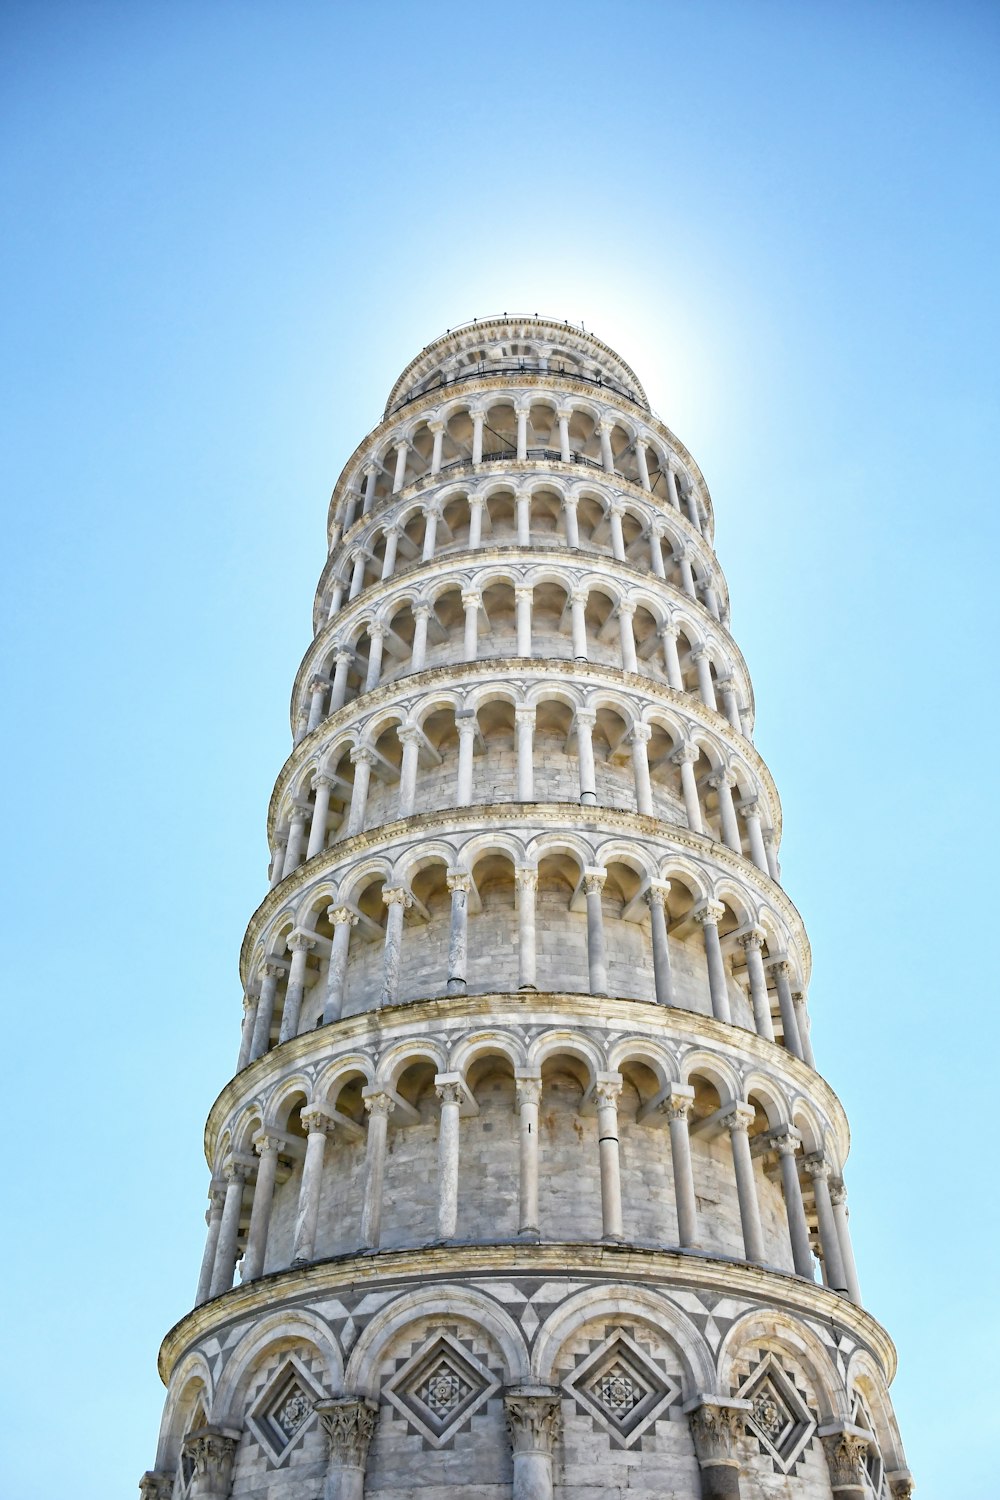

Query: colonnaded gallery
<box><xmin>141</xmin><ymin>318</ymin><xmax>912</xmax><ymax>1500</ymax></box>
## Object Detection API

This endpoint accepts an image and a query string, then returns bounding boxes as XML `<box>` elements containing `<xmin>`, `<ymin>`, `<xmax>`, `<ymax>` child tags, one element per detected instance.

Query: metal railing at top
<box><xmin>386</xmin><ymin>360</ymin><xmax>649</xmax><ymax>418</ymax></box>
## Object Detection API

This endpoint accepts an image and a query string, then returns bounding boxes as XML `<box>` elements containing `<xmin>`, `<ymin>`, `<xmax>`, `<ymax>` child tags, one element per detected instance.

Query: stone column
<box><xmin>692</xmin><ymin>647</ymin><xmax>718</xmax><ymax>710</ymax></box>
<box><xmin>462</xmin><ymin>590</ymin><xmax>480</xmax><ymax>660</ymax></box>
<box><xmin>763</xmin><ymin>827</ymin><xmax>780</xmax><ymax>881</ymax></box>
<box><xmin>570</xmin><ymin>588</ymin><xmax>589</xmax><ymax>659</ymax></box>
<box><xmin>665</xmin><ymin>1085</ymin><xmax>698</xmax><ymax>1248</ymax></box>
<box><xmin>456</xmin><ymin>710</ymin><xmax>477</xmax><ymax>804</ymax></box>
<box><xmin>562</xmin><ymin>494</ymin><xmax>580</xmax><ymax>547</ymax></box>
<box><xmin>515</xmin><ymin>706</ymin><xmax>535</xmax><ymax>800</ymax></box>
<box><xmin>722</xmin><ymin>1105</ymin><xmax>764</xmax><ymax>1263</ymax></box>
<box><xmin>307</xmin><ymin>774</ymin><xmax>335</xmax><ymax>859</ymax></box>
<box><xmin>269</xmin><ymin>834</ymin><xmax>287</xmax><ymax>889</ymax></box>
<box><xmin>830</xmin><ymin>1180</ymin><xmax>863</xmax><ymax>1304</ymax></box>
<box><xmin>360</xmin><ymin>1090</ymin><xmax>395</xmax><ymax>1248</ymax></box>
<box><xmin>515</xmin><ymin>1074</ymin><xmax>542</xmax><ymax>1236</ymax></box>
<box><xmin>323</xmin><ymin>906</ymin><xmax>358</xmax><ymax>1022</ymax></box>
<box><xmin>362</xmin><ymin>462</ymin><xmax>378</xmax><ymax>514</ymax></box>
<box><xmin>598</xmin><ymin>417</ymin><xmax>615</xmax><ymax>473</ymax></box>
<box><xmin>693</xmin><ymin>901</ymin><xmax>731</xmax><ymax>1022</ymax></box>
<box><xmin>392</xmin><ymin>437</ymin><xmax>409</xmax><ymax>492</ymax></box>
<box><xmin>379</xmin><ymin>887</ymin><xmax>412</xmax><ymax>1007</ymax></box>
<box><xmin>504</xmin><ymin>1387</ymin><xmax>562</xmax><ymax>1500</ymax></box>
<box><xmin>446</xmin><ymin>870</ymin><xmax>471</xmax><ymax>994</ymax></box>
<box><xmin>410</xmin><ymin>601</ymin><xmax>431</xmax><ymax>670</ymax></box>
<box><xmin>346</xmin><ymin>747</ymin><xmax>376</xmax><ymax>836</ymax></box>
<box><xmin>250</xmin><ymin>960</ymin><xmax>285</xmax><ymax>1060</ymax></box>
<box><xmin>608</xmin><ymin>499</ymin><xmax>626</xmax><ymax>560</ymax></box>
<box><xmin>363</xmin><ymin>625</ymin><xmax>384</xmax><ymax>692</ymax></box>
<box><xmin>278</xmin><ymin>931</ymin><xmax>316</xmax><ymax>1043</ymax></box>
<box><xmin>718</xmin><ymin>678</ymin><xmax>742</xmax><ymax>732</ymax></box>
<box><xmin>635</xmin><ymin>438</ymin><xmax>651</xmax><ymax>490</ymax></box>
<box><xmin>738</xmin><ymin>799</ymin><xmax>769</xmax><ymax>873</ymax></box>
<box><xmin>348</xmin><ymin>550</ymin><xmax>367</xmax><ymax>601</ymax></box>
<box><xmin>181</xmin><ymin>1427</ymin><xmax>240</xmax><ymax>1500</ymax></box>
<box><xmin>665</xmin><ymin>464</ymin><xmax>681</xmax><ymax>510</ymax></box>
<box><xmin>396</xmin><ymin>722</ymin><xmax>421</xmax><ymax>817</ymax></box>
<box><xmin>646</xmin><ymin>881</ymin><xmax>675</xmax><ymax>1005</ymax></box>
<box><xmin>703</xmin><ymin>581</ymin><xmax>721</xmax><ymax>621</ymax></box>
<box><xmin>327</xmin><ymin>579</ymin><xmax>345</xmax><ymax>619</ymax></box>
<box><xmin>820</xmin><ymin>1426</ymin><xmax>872</xmax><ymax>1498</ymax></box>
<box><xmin>594</xmin><ymin>1076</ymin><xmax>624</xmax><ymax>1241</ymax></box>
<box><xmin>673</xmin><ymin>744</ymin><xmax>704</xmax><ymax>833</ymax></box>
<box><xmin>194</xmin><ymin>1185</ymin><xmax>226</xmax><ymax>1306</ymax></box>
<box><xmin>516</xmin><ymin>488</ymin><xmax>531</xmax><ymax>544</ymax></box>
<box><xmin>557</xmin><ymin>407</ymin><xmax>572</xmax><ymax>462</ymax></box>
<box><xmin>575</xmin><ymin>709</ymin><xmax>598</xmax><ymax>805</ymax></box>
<box><xmin>583</xmin><ymin>868</ymin><xmax>609</xmax><ymax>994</ymax></box>
<box><xmin>660</xmin><ymin>622</ymin><xmax>685</xmax><ymax>690</ymax></box>
<box><xmin>435</xmin><ymin>1076</ymin><xmax>463</xmax><ymax>1238</ymax></box>
<box><xmin>429</xmin><ymin>418</ymin><xmax>445</xmax><ymax>473</ymax></box>
<box><xmin>618</xmin><ymin>600</ymin><xmax>638</xmax><ymax>672</ymax></box>
<box><xmin>675</xmin><ymin>546</ymin><xmax>697</xmax><ymax>599</ymax></box>
<box><xmin>684</xmin><ymin>485</ymin><xmax>702</xmax><ymax>532</ymax></box>
<box><xmin>685</xmin><ymin>1397</ymin><xmax>750</xmax><ymax>1500</ymax></box>
<box><xmin>773</xmin><ymin>1131</ymin><xmax>814</xmax><ymax>1277</ymax></box>
<box><xmin>282</xmin><ymin>804</ymin><xmax>310</xmax><ymax>876</ymax></box>
<box><xmin>242</xmin><ymin>1133</ymin><xmax>280</xmax><ymax>1280</ymax></box>
<box><xmin>515</xmin><ymin>586</ymin><xmax>533</xmax><ymax>656</ymax></box>
<box><xmin>307</xmin><ymin>674</ymin><xmax>329</xmax><ymax>732</ymax></box>
<box><xmin>471</xmin><ymin>408</ymin><xmax>486</xmax><ymax>465</ymax></box>
<box><xmin>314</xmin><ymin>1396</ymin><xmax>379</xmax><ymax>1500</ymax></box>
<box><xmin>710</xmin><ymin>770</ymin><xmax>742</xmax><ymax>853</ymax></box>
<box><xmin>738</xmin><ymin>929</ymin><xmax>775</xmax><ymax>1041</ymax></box>
<box><xmin>793</xmin><ymin>990</ymin><xmax>817</xmax><ymax>1068</ymax></box>
<box><xmin>421</xmin><ymin>505</ymin><xmax>439</xmax><ymax>561</ymax></box>
<box><xmin>380</xmin><ymin>526</ymin><xmax>399</xmax><ymax>580</ymax></box>
<box><xmin>767</xmin><ymin>958</ymin><xmax>804</xmax><ymax>1059</ymax></box>
<box><xmin>329</xmin><ymin>647</ymin><xmax>352</xmax><ymax>712</ymax></box>
<box><xmin>805</xmin><ymin>1155</ymin><xmax>849</xmax><ymax>1292</ymax></box>
<box><xmin>629</xmin><ymin>722</ymin><xmax>653</xmax><ymax>814</ymax></box>
<box><xmin>209</xmin><ymin>1161</ymin><xmax>246</xmax><ymax>1298</ymax></box>
<box><xmin>648</xmin><ymin>521</ymin><xmax>666</xmax><ymax>577</ymax></box>
<box><xmin>236</xmin><ymin>992</ymin><xmax>257</xmax><ymax>1071</ymax></box>
<box><xmin>516</xmin><ymin>404</ymin><xmax>529</xmax><ymax>461</ymax></box>
<box><xmin>469</xmin><ymin>495</ymin><xmax>485</xmax><ymax>548</ymax></box>
<box><xmin>291</xmin><ymin>1108</ymin><xmax>333</xmax><ymax>1264</ymax></box>
<box><xmin>516</xmin><ymin>867</ymin><xmax>538</xmax><ymax>990</ymax></box>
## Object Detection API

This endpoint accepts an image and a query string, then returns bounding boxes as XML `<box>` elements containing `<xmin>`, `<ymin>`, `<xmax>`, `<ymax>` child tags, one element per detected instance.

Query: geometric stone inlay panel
<box><xmin>247</xmin><ymin>1355</ymin><xmax>323</xmax><ymax>1466</ymax></box>
<box><xmin>851</xmin><ymin>1391</ymin><xmax>887</xmax><ymax>1497</ymax></box>
<box><xmin>384</xmin><ymin>1333</ymin><xmax>500</xmax><ymax>1449</ymax></box>
<box><xmin>562</xmin><ymin>1329</ymin><xmax>681</xmax><ymax>1449</ymax></box>
<box><xmin>737</xmin><ymin>1352</ymin><xmax>816</xmax><ymax>1475</ymax></box>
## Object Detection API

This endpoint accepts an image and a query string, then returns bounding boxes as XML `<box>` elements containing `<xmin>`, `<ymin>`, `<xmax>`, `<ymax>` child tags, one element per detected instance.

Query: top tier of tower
<box><xmin>383</xmin><ymin>316</ymin><xmax>650</xmax><ymax>417</ymax></box>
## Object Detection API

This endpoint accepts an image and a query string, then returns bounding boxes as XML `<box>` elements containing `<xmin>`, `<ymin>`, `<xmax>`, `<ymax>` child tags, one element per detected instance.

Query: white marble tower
<box><xmin>142</xmin><ymin>318</ymin><xmax>912</xmax><ymax>1500</ymax></box>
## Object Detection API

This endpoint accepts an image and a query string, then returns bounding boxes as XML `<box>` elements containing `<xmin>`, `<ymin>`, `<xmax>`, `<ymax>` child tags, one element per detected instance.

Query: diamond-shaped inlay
<box><xmin>384</xmin><ymin>1333</ymin><xmax>500</xmax><ymax>1448</ymax></box>
<box><xmin>247</xmin><ymin>1356</ymin><xmax>322</xmax><ymax>1465</ymax></box>
<box><xmin>563</xmin><ymin>1330</ymin><xmax>681</xmax><ymax>1448</ymax></box>
<box><xmin>738</xmin><ymin>1353</ymin><xmax>816</xmax><ymax>1474</ymax></box>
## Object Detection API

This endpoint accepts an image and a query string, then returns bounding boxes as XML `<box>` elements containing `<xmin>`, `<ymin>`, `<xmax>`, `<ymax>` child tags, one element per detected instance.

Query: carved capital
<box><xmin>179</xmin><ymin>1427</ymin><xmax>240</xmax><ymax>1492</ymax></box>
<box><xmin>253</xmin><ymin>1131</ymin><xmax>282</xmax><ymax>1158</ymax></box>
<box><xmin>327</xmin><ymin>905</ymin><xmax>359</xmax><ymax>928</ymax></box>
<box><xmin>446</xmin><ymin>869</ymin><xmax>472</xmax><ymax>895</ymax></box>
<box><xmin>287</xmin><ymin>931</ymin><xmax>317</xmax><ymax>953</ymax></box>
<box><xmin>397</xmin><ymin>722</ymin><xmax>421</xmax><ymax>746</ymax></box>
<box><xmin>363</xmin><ymin>1090</ymin><xmax>396</xmax><ymax>1120</ymax></box>
<box><xmin>349</xmin><ymin>745</ymin><xmax>377</xmax><ymax>767</ymax></box>
<box><xmin>804</xmin><ymin>1153</ymin><xmax>833</xmax><ymax>1181</ymax></box>
<box><xmin>301</xmin><ymin>1106</ymin><xmax>335</xmax><ymax>1137</ymax></box>
<box><xmin>888</xmin><ymin>1470</ymin><xmax>915</xmax><ymax>1499</ymax></box>
<box><xmin>412</xmin><ymin>601</ymin><xmax>433</xmax><ymax>620</ymax></box>
<box><xmin>435</xmin><ymin>1080</ymin><xmax>462</xmax><ymax>1107</ymax></box>
<box><xmin>686</xmin><ymin>1398</ymin><xmax>749</xmax><ymax>1467</ymax></box>
<box><xmin>738</xmin><ymin>926</ymin><xmax>766</xmax><ymax>952</ymax></box>
<box><xmin>720</xmin><ymin>1104</ymin><xmax>755</xmax><ymax>1135</ymax></box>
<box><xmin>503</xmin><ymin>1387</ymin><xmax>562</xmax><ymax>1454</ymax></box>
<box><xmin>311</xmin><ymin>772</ymin><xmax>336</xmax><ymax>792</ymax></box>
<box><xmin>381</xmin><ymin>886</ymin><xmax>413</xmax><ymax>909</ymax></box>
<box><xmin>628</xmin><ymin>722</ymin><xmax>652</xmax><ymax>743</ymax></box>
<box><xmin>515</xmin><ymin>866</ymin><xmax>538</xmax><ymax>894</ymax></box>
<box><xmin>262</xmin><ymin>959</ymin><xmax>287</xmax><ymax>980</ymax></box>
<box><xmin>663</xmin><ymin>1086</ymin><xmax>695</xmax><ymax>1123</ymax></box>
<box><xmin>821</xmin><ymin>1427</ymin><xmax>871</xmax><ymax>1490</ymax></box>
<box><xmin>593</xmin><ymin>1078</ymin><xmax>622</xmax><ymax>1108</ymax></box>
<box><xmin>830</xmin><ymin>1179</ymin><xmax>848</xmax><ymax>1208</ymax></box>
<box><xmin>645</xmin><ymin>881</ymin><xmax>670</xmax><ymax>909</ymax></box>
<box><xmin>287</xmin><ymin>803</ymin><xmax>310</xmax><ymax>825</ymax></box>
<box><xmin>138</xmin><ymin>1472</ymin><xmax>175</xmax><ymax>1500</ymax></box>
<box><xmin>515</xmin><ymin>1078</ymin><xmax>542</xmax><ymax>1109</ymax></box>
<box><xmin>583</xmin><ymin>868</ymin><xmax>606</xmax><ymax>895</ymax></box>
<box><xmin>315</xmin><ymin>1396</ymin><xmax>378</xmax><ymax>1468</ymax></box>
<box><xmin>671</xmin><ymin>743</ymin><xmax>699</xmax><ymax>765</ymax></box>
<box><xmin>692</xmin><ymin>900</ymin><xmax>725</xmax><ymax>927</ymax></box>
<box><xmin>771</xmin><ymin>1129</ymin><xmax>802</xmax><ymax>1157</ymax></box>
<box><xmin>708</xmin><ymin>770</ymin><xmax>736</xmax><ymax>790</ymax></box>
<box><xmin>223</xmin><ymin>1161</ymin><xmax>246</xmax><ymax>1186</ymax></box>
<box><xmin>308</xmin><ymin>674</ymin><xmax>329</xmax><ymax>695</ymax></box>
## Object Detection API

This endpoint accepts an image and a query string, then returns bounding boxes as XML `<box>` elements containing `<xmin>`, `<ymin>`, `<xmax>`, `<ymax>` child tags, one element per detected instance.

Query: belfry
<box><xmin>142</xmin><ymin>319</ymin><xmax>912</xmax><ymax>1499</ymax></box>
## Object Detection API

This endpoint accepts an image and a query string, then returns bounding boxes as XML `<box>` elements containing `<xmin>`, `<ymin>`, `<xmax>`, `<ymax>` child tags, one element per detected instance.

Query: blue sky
<box><xmin>2</xmin><ymin>3</ymin><xmax>997</xmax><ymax>1496</ymax></box>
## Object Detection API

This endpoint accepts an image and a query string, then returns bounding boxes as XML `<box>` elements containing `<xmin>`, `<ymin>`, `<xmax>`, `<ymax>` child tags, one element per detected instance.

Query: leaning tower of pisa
<box><xmin>141</xmin><ymin>318</ymin><xmax>912</xmax><ymax>1500</ymax></box>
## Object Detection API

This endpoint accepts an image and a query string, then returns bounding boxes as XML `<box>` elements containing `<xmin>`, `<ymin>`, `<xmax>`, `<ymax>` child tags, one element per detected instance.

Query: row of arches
<box><xmin>241</xmin><ymin>834</ymin><xmax>809</xmax><ymax>1069</ymax></box>
<box><xmin>273</xmin><ymin>686</ymin><xmax>777</xmax><ymax>890</ymax></box>
<box><xmin>296</xmin><ymin>565</ymin><xmax>751</xmax><ymax>746</ymax></box>
<box><xmin>320</xmin><ymin>479</ymin><xmax>727</xmax><ymax>629</ymax></box>
<box><xmin>332</xmin><ymin>389</ymin><xmax>710</xmax><ymax>541</ymax></box>
<box><xmin>206</xmin><ymin>1026</ymin><xmax>847</xmax><ymax>1306</ymax></box>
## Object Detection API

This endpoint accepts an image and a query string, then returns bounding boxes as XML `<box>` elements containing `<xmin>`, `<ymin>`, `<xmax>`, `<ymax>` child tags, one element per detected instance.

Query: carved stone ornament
<box><xmin>888</xmin><ymin>1469</ymin><xmax>916</xmax><ymax>1498</ymax></box>
<box><xmin>821</xmin><ymin>1427</ymin><xmax>871</xmax><ymax>1490</ymax></box>
<box><xmin>314</xmin><ymin>1396</ymin><xmax>378</xmax><ymax>1469</ymax></box>
<box><xmin>686</xmin><ymin>1398</ymin><xmax>750</xmax><ymax>1467</ymax></box>
<box><xmin>179</xmin><ymin>1426</ymin><xmax>240</xmax><ymax>1495</ymax></box>
<box><xmin>503</xmin><ymin>1387</ymin><xmax>563</xmax><ymax>1454</ymax></box>
<box><xmin>138</xmin><ymin>1471</ymin><xmax>175</xmax><ymax>1500</ymax></box>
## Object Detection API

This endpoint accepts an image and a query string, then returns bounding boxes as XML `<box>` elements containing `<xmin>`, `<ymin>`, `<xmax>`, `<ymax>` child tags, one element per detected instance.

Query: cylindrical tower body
<box><xmin>143</xmin><ymin>319</ymin><xmax>911</xmax><ymax>1500</ymax></box>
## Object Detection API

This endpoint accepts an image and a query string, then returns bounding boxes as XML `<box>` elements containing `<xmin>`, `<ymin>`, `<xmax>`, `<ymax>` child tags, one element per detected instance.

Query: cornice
<box><xmin>158</xmin><ymin>1239</ymin><xmax>895</xmax><ymax>1389</ymax></box>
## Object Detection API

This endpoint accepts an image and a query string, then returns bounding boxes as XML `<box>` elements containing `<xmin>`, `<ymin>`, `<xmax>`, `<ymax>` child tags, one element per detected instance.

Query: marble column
<box><xmin>646</xmin><ymin>881</ymin><xmax>675</xmax><ymax>1005</ymax></box>
<box><xmin>618</xmin><ymin>600</ymin><xmax>638</xmax><ymax>672</ymax></box>
<box><xmin>421</xmin><ymin>505</ymin><xmax>439</xmax><ymax>561</ymax></box>
<box><xmin>396</xmin><ymin>722</ymin><xmax>421</xmax><ymax>817</ymax></box>
<box><xmin>516</xmin><ymin>868</ymin><xmax>538</xmax><ymax>990</ymax></box>
<box><xmin>821</xmin><ymin>1427</ymin><xmax>872</xmax><ymax>1498</ymax></box>
<box><xmin>562</xmin><ymin>494</ymin><xmax>580</xmax><ymax>547</ymax></box>
<box><xmin>242</xmin><ymin>1133</ymin><xmax>280</xmax><ymax>1280</ymax></box>
<box><xmin>694</xmin><ymin>901</ymin><xmax>731</xmax><ymax>1022</ymax></box>
<box><xmin>180</xmin><ymin>1427</ymin><xmax>240</xmax><ymax>1500</ymax></box>
<box><xmin>805</xmin><ymin>1155</ymin><xmax>849</xmax><ymax>1292</ymax></box>
<box><xmin>380</xmin><ymin>526</ymin><xmax>399</xmax><ymax>580</ymax></box>
<box><xmin>379</xmin><ymin>887</ymin><xmax>412</xmax><ymax>1007</ymax></box>
<box><xmin>665</xmin><ymin>1086</ymin><xmax>698</xmax><ymax>1248</ymax></box>
<box><xmin>236</xmin><ymin>992</ymin><xmax>257</xmax><ymax>1071</ymax></box>
<box><xmin>648</xmin><ymin>522</ymin><xmax>666</xmax><ymax>577</ymax></box>
<box><xmin>767</xmin><ymin>957</ymin><xmax>804</xmax><ymax>1059</ymax></box>
<box><xmin>594</xmin><ymin>1077</ymin><xmax>624</xmax><ymax>1240</ymax></box>
<box><xmin>446</xmin><ymin>870</ymin><xmax>471</xmax><ymax>994</ymax></box>
<box><xmin>278</xmin><ymin>931</ymin><xmax>316</xmax><ymax>1044</ymax></box>
<box><xmin>329</xmin><ymin>647</ymin><xmax>352</xmax><ymax>711</ymax></box>
<box><xmin>830</xmin><ymin>1180</ymin><xmax>863</xmax><ymax>1305</ymax></box>
<box><xmin>719</xmin><ymin>678</ymin><xmax>742</xmax><ymax>732</ymax></box>
<box><xmin>608</xmin><ymin>500</ymin><xmax>626</xmax><ymax>560</ymax></box>
<box><xmin>429</xmin><ymin>419</ymin><xmax>445</xmax><ymax>474</ymax></box>
<box><xmin>516</xmin><ymin>488</ymin><xmax>531</xmax><ymax>544</ymax></box>
<box><xmin>673</xmin><ymin>744</ymin><xmax>704</xmax><ymax>833</ymax></box>
<box><xmin>462</xmin><ymin>590</ymin><xmax>480</xmax><ymax>660</ymax></box>
<box><xmin>435</xmin><ymin>1076</ymin><xmax>462</xmax><ymax>1238</ymax></box>
<box><xmin>346</xmin><ymin>747</ymin><xmax>376</xmax><ymax>836</ymax></box>
<box><xmin>471</xmin><ymin>409</ymin><xmax>486</xmax><ymax>465</ymax></box>
<box><xmin>291</xmin><ymin>1108</ymin><xmax>334</xmax><ymax>1263</ymax></box>
<box><xmin>515</xmin><ymin>405</ymin><xmax>529</xmax><ymax>461</ymax></box>
<box><xmin>307</xmin><ymin>674</ymin><xmax>329</xmax><ymax>732</ymax></box>
<box><xmin>515</xmin><ymin>586</ymin><xmax>533</xmax><ymax>656</ymax></box>
<box><xmin>456</xmin><ymin>710</ymin><xmax>477</xmax><ymax>804</ymax></box>
<box><xmin>598</xmin><ymin>418</ymin><xmax>615</xmax><ymax>473</ymax></box>
<box><xmin>307</xmin><ymin>774</ymin><xmax>335</xmax><ymax>858</ymax></box>
<box><xmin>249</xmin><ymin>960</ymin><xmax>285</xmax><ymax>1060</ymax></box>
<box><xmin>575</xmin><ymin>709</ymin><xmax>598</xmax><ymax>805</ymax></box>
<box><xmin>282</xmin><ymin>805</ymin><xmax>310</xmax><ymax>876</ymax></box>
<box><xmin>739</xmin><ymin>799</ymin><xmax>770</xmax><ymax>874</ymax></box>
<box><xmin>194</xmin><ymin>1185</ymin><xmax>226</xmax><ymax>1306</ymax></box>
<box><xmin>773</xmin><ymin>1131</ymin><xmax>814</xmax><ymax>1278</ymax></box>
<box><xmin>738</xmin><ymin>928</ymin><xmax>775</xmax><ymax>1042</ymax></box>
<box><xmin>635</xmin><ymin>438</ymin><xmax>651</xmax><ymax>490</ymax></box>
<box><xmin>794</xmin><ymin>990</ymin><xmax>817</xmax><ymax>1068</ymax></box>
<box><xmin>516</xmin><ymin>706</ymin><xmax>535</xmax><ymax>800</ymax></box>
<box><xmin>504</xmin><ymin>1388</ymin><xmax>562</xmax><ymax>1500</ymax></box>
<box><xmin>722</xmin><ymin>1105</ymin><xmax>764</xmax><ymax>1263</ymax></box>
<box><xmin>348</xmin><ymin>550</ymin><xmax>367</xmax><ymax>601</ymax></box>
<box><xmin>710</xmin><ymin>770</ymin><xmax>742</xmax><ymax>853</ymax></box>
<box><xmin>363</xmin><ymin>625</ymin><xmax>384</xmax><ymax>692</ymax></box>
<box><xmin>629</xmin><ymin>722</ymin><xmax>653</xmax><ymax>814</ymax></box>
<box><xmin>468</xmin><ymin>495</ymin><xmax>484</xmax><ymax>548</ymax></box>
<box><xmin>675</xmin><ymin>547</ymin><xmax>697</xmax><ymax>599</ymax></box>
<box><xmin>209</xmin><ymin>1161</ymin><xmax>246</xmax><ymax>1298</ymax></box>
<box><xmin>583</xmin><ymin>869</ymin><xmax>609</xmax><ymax>994</ymax></box>
<box><xmin>692</xmin><ymin>647</ymin><xmax>718</xmax><ymax>710</ymax></box>
<box><xmin>323</xmin><ymin>906</ymin><xmax>358</xmax><ymax>1023</ymax></box>
<box><xmin>557</xmin><ymin>408</ymin><xmax>572</xmax><ymax>462</ymax></box>
<box><xmin>570</xmin><ymin>589</ymin><xmax>589</xmax><ymax>659</ymax></box>
<box><xmin>686</xmin><ymin>1398</ymin><xmax>750</xmax><ymax>1500</ymax></box>
<box><xmin>360</xmin><ymin>1090</ymin><xmax>395</xmax><ymax>1248</ymax></box>
<box><xmin>314</xmin><ymin>1396</ymin><xmax>379</xmax><ymax>1500</ymax></box>
<box><xmin>660</xmin><ymin>622</ymin><xmax>685</xmax><ymax>690</ymax></box>
<box><xmin>515</xmin><ymin>1075</ymin><xmax>542</xmax><ymax>1236</ymax></box>
<box><xmin>362</xmin><ymin>462</ymin><xmax>378</xmax><ymax>514</ymax></box>
<box><xmin>410</xmin><ymin>602</ymin><xmax>431</xmax><ymax>670</ymax></box>
<box><xmin>392</xmin><ymin>438</ymin><xmax>409</xmax><ymax>492</ymax></box>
